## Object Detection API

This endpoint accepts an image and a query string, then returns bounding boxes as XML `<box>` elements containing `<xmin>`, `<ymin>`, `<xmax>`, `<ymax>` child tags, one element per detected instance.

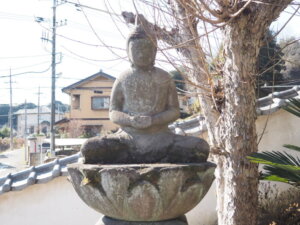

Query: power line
<box><xmin>61</xmin><ymin>45</ymin><xmax>126</xmax><ymax>62</ymax></box>
<box><xmin>65</xmin><ymin>0</ymin><xmax>121</xmax><ymax>17</ymax></box>
<box><xmin>75</xmin><ymin>0</ymin><xmax>125</xmax><ymax>59</ymax></box>
<box><xmin>0</xmin><ymin>86</ymin><xmax>66</xmax><ymax>90</ymax></box>
<box><xmin>0</xmin><ymin>11</ymin><xmax>35</xmax><ymax>22</ymax></box>
<box><xmin>20</xmin><ymin>76</ymin><xmax>81</xmax><ymax>80</ymax></box>
<box><xmin>103</xmin><ymin>0</ymin><xmax>127</xmax><ymax>39</ymax></box>
<box><xmin>62</xmin><ymin>53</ymin><xmax>125</xmax><ymax>73</ymax></box>
<box><xmin>0</xmin><ymin>65</ymin><xmax>51</xmax><ymax>78</ymax></box>
<box><xmin>37</xmin><ymin>22</ymin><xmax>126</xmax><ymax>50</ymax></box>
<box><xmin>0</xmin><ymin>61</ymin><xmax>51</xmax><ymax>72</ymax></box>
<box><xmin>0</xmin><ymin>54</ymin><xmax>50</xmax><ymax>60</ymax></box>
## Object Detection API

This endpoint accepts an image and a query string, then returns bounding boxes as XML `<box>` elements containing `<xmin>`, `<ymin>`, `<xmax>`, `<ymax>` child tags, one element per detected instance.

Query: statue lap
<box><xmin>81</xmin><ymin>129</ymin><xmax>209</xmax><ymax>164</ymax></box>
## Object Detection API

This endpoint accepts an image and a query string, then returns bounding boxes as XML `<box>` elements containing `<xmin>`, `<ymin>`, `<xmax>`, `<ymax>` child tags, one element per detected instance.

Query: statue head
<box><xmin>127</xmin><ymin>22</ymin><xmax>157</xmax><ymax>70</ymax></box>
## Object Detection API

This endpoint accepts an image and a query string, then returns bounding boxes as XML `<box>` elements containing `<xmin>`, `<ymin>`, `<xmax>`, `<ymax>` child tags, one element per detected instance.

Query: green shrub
<box><xmin>0</xmin><ymin>126</ymin><xmax>10</xmax><ymax>138</ymax></box>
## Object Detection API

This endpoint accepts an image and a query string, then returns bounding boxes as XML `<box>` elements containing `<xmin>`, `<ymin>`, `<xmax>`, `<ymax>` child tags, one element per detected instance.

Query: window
<box><xmin>91</xmin><ymin>97</ymin><xmax>110</xmax><ymax>110</ymax></box>
<box><xmin>72</xmin><ymin>94</ymin><xmax>80</xmax><ymax>109</ymax></box>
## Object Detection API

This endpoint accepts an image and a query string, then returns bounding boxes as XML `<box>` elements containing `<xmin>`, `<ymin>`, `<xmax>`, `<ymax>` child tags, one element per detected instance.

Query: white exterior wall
<box><xmin>190</xmin><ymin>108</ymin><xmax>300</xmax><ymax>225</ymax></box>
<box><xmin>17</xmin><ymin>113</ymin><xmax>62</xmax><ymax>136</ymax></box>
<box><xmin>193</xmin><ymin>108</ymin><xmax>300</xmax><ymax>225</ymax></box>
<box><xmin>256</xmin><ymin>109</ymin><xmax>300</xmax><ymax>152</ymax></box>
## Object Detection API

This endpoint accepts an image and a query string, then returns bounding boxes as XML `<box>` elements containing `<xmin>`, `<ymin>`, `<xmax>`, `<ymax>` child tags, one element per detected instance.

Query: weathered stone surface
<box><xmin>81</xmin><ymin>130</ymin><xmax>209</xmax><ymax>164</ymax></box>
<box><xmin>95</xmin><ymin>216</ymin><xmax>188</xmax><ymax>225</ymax></box>
<box><xmin>80</xmin><ymin>21</ymin><xmax>210</xmax><ymax>165</ymax></box>
<box><xmin>68</xmin><ymin>162</ymin><xmax>216</xmax><ymax>221</ymax></box>
<box><xmin>69</xmin><ymin>21</ymin><xmax>215</xmax><ymax>225</ymax></box>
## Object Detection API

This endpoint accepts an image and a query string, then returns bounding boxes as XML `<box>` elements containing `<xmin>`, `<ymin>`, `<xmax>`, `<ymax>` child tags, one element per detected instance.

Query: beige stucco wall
<box><xmin>256</xmin><ymin>109</ymin><xmax>300</xmax><ymax>152</ymax></box>
<box><xmin>201</xmin><ymin>108</ymin><xmax>300</xmax><ymax>153</ymax></box>
<box><xmin>69</xmin><ymin>76</ymin><xmax>114</xmax><ymax>119</ymax></box>
<box><xmin>64</xmin><ymin>76</ymin><xmax>118</xmax><ymax>131</ymax></box>
<box><xmin>193</xmin><ymin>108</ymin><xmax>300</xmax><ymax>224</ymax></box>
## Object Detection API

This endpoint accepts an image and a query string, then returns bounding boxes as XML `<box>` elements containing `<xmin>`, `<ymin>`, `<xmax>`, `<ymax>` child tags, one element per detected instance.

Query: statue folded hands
<box><xmin>81</xmin><ymin>20</ymin><xmax>209</xmax><ymax>164</ymax></box>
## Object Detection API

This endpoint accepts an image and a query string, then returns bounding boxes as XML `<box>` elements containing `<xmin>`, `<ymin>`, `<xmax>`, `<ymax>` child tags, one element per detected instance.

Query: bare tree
<box><xmin>121</xmin><ymin>1</ymin><xmax>295</xmax><ymax>225</ymax></box>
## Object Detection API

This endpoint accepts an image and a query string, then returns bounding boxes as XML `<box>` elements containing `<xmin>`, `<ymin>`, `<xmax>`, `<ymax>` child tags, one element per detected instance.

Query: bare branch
<box><xmin>229</xmin><ymin>0</ymin><xmax>253</xmax><ymax>18</ymax></box>
<box><xmin>272</xmin><ymin>4</ymin><xmax>300</xmax><ymax>39</ymax></box>
<box><xmin>121</xmin><ymin>11</ymin><xmax>181</xmax><ymax>46</ymax></box>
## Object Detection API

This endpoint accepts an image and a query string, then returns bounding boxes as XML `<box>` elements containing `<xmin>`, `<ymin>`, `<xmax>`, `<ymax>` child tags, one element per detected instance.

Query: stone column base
<box><xmin>96</xmin><ymin>216</ymin><xmax>188</xmax><ymax>225</ymax></box>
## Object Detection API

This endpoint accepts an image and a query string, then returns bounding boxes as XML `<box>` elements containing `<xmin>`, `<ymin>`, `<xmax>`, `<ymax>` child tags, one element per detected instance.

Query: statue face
<box><xmin>128</xmin><ymin>38</ymin><xmax>157</xmax><ymax>69</ymax></box>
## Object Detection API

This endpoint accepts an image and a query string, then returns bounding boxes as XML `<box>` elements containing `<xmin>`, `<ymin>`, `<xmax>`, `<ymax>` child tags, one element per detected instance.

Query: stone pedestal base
<box><xmin>68</xmin><ymin>163</ymin><xmax>215</xmax><ymax>221</ymax></box>
<box><xmin>96</xmin><ymin>216</ymin><xmax>188</xmax><ymax>225</ymax></box>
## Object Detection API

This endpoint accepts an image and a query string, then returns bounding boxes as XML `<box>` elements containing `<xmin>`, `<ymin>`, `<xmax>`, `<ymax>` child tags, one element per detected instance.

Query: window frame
<box><xmin>72</xmin><ymin>94</ymin><xmax>81</xmax><ymax>110</ymax></box>
<box><xmin>91</xmin><ymin>96</ymin><xmax>110</xmax><ymax>110</ymax></box>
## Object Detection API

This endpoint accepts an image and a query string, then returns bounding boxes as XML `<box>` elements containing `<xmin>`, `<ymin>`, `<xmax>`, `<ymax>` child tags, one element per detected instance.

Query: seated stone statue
<box><xmin>81</xmin><ymin>24</ymin><xmax>209</xmax><ymax>164</ymax></box>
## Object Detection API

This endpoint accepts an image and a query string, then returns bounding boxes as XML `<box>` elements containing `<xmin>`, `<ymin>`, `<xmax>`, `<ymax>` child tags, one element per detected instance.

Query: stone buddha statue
<box><xmin>81</xmin><ymin>23</ymin><xmax>209</xmax><ymax>164</ymax></box>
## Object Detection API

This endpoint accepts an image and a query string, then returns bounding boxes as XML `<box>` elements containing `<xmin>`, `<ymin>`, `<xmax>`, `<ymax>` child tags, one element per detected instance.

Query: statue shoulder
<box><xmin>154</xmin><ymin>67</ymin><xmax>172</xmax><ymax>78</ymax></box>
<box><xmin>117</xmin><ymin>68</ymin><xmax>133</xmax><ymax>82</ymax></box>
<box><xmin>153</xmin><ymin>67</ymin><xmax>172</xmax><ymax>83</ymax></box>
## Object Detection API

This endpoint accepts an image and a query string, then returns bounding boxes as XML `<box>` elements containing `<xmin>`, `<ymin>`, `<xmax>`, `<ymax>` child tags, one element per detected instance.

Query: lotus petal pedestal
<box><xmin>68</xmin><ymin>162</ymin><xmax>215</xmax><ymax>224</ymax></box>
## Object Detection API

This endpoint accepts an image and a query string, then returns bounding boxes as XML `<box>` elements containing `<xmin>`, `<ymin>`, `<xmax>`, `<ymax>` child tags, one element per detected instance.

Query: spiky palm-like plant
<box><xmin>248</xmin><ymin>98</ymin><xmax>300</xmax><ymax>187</ymax></box>
<box><xmin>283</xmin><ymin>98</ymin><xmax>300</xmax><ymax>117</ymax></box>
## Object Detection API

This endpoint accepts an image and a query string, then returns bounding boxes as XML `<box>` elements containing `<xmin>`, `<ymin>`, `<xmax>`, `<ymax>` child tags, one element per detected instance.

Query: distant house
<box><xmin>14</xmin><ymin>106</ymin><xmax>62</xmax><ymax>136</ymax></box>
<box><xmin>56</xmin><ymin>70</ymin><xmax>118</xmax><ymax>137</ymax></box>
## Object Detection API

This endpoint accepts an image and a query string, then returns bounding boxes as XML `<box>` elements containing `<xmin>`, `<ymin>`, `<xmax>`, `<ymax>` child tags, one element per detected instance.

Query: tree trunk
<box><xmin>213</xmin><ymin>2</ymin><xmax>293</xmax><ymax>223</ymax></box>
<box><xmin>122</xmin><ymin>2</ymin><xmax>293</xmax><ymax>224</ymax></box>
<box><xmin>214</xmin><ymin>23</ymin><xmax>260</xmax><ymax>224</ymax></box>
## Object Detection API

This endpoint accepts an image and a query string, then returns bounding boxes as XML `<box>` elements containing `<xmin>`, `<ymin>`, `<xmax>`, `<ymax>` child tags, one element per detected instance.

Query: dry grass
<box><xmin>258</xmin><ymin>183</ymin><xmax>300</xmax><ymax>225</ymax></box>
<box><xmin>0</xmin><ymin>137</ymin><xmax>24</xmax><ymax>151</ymax></box>
<box><xmin>211</xmin><ymin>183</ymin><xmax>300</xmax><ymax>225</ymax></box>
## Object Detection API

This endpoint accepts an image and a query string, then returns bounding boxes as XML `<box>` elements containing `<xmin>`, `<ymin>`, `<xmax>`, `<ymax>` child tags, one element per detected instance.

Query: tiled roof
<box><xmin>0</xmin><ymin>153</ymin><xmax>80</xmax><ymax>195</ymax></box>
<box><xmin>169</xmin><ymin>115</ymin><xmax>206</xmax><ymax>136</ymax></box>
<box><xmin>62</xmin><ymin>71</ymin><xmax>116</xmax><ymax>93</ymax></box>
<box><xmin>257</xmin><ymin>86</ymin><xmax>300</xmax><ymax>115</ymax></box>
<box><xmin>170</xmin><ymin>86</ymin><xmax>300</xmax><ymax>136</ymax></box>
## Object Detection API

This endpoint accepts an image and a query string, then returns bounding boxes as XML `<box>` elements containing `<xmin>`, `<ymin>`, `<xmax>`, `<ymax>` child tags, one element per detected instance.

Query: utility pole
<box><xmin>37</xmin><ymin>86</ymin><xmax>42</xmax><ymax>135</ymax></box>
<box><xmin>36</xmin><ymin>86</ymin><xmax>43</xmax><ymax>164</ymax></box>
<box><xmin>9</xmin><ymin>69</ymin><xmax>13</xmax><ymax>151</ymax></box>
<box><xmin>50</xmin><ymin>0</ymin><xmax>57</xmax><ymax>156</ymax></box>
<box><xmin>24</xmin><ymin>100</ymin><xmax>28</xmax><ymax>163</ymax></box>
<box><xmin>49</xmin><ymin>0</ymin><xmax>66</xmax><ymax>156</ymax></box>
<box><xmin>36</xmin><ymin>0</ymin><xmax>66</xmax><ymax>156</ymax></box>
